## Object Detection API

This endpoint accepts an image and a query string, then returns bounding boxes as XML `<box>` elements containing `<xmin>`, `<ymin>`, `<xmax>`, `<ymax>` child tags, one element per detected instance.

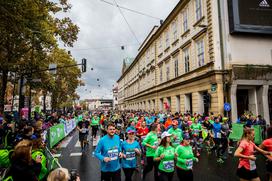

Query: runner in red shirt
<box><xmin>260</xmin><ymin>126</ymin><xmax>272</xmax><ymax>181</ymax></box>
<box><xmin>137</xmin><ymin>121</ymin><xmax>149</xmax><ymax>140</ymax></box>
<box><xmin>234</xmin><ymin>128</ymin><xmax>271</xmax><ymax>181</ymax></box>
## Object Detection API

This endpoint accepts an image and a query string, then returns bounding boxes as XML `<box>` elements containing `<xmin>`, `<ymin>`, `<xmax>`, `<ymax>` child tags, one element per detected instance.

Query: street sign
<box><xmin>224</xmin><ymin>103</ymin><xmax>231</xmax><ymax>112</ymax></box>
<box><xmin>49</xmin><ymin>64</ymin><xmax>57</xmax><ymax>74</ymax></box>
<box><xmin>211</xmin><ymin>84</ymin><xmax>217</xmax><ymax>92</ymax></box>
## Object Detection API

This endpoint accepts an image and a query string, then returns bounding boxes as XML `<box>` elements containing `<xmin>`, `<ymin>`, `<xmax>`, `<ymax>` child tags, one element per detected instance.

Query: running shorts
<box><xmin>79</xmin><ymin>133</ymin><xmax>88</xmax><ymax>142</ymax></box>
<box><xmin>236</xmin><ymin>166</ymin><xmax>258</xmax><ymax>180</ymax></box>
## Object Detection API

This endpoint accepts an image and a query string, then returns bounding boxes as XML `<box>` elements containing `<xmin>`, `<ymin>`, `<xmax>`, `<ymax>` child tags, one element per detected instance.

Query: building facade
<box><xmin>117</xmin><ymin>0</ymin><xmax>272</xmax><ymax>123</ymax></box>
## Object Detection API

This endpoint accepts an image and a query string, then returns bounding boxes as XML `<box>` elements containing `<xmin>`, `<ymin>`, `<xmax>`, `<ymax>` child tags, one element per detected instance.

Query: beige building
<box><xmin>117</xmin><ymin>0</ymin><xmax>272</xmax><ymax>123</ymax></box>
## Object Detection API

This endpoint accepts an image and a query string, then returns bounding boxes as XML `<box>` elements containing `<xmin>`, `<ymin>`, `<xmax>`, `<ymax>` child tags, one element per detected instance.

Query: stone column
<box><xmin>231</xmin><ymin>84</ymin><xmax>237</xmax><ymax>122</ymax></box>
<box><xmin>262</xmin><ymin>85</ymin><xmax>270</xmax><ymax>125</ymax></box>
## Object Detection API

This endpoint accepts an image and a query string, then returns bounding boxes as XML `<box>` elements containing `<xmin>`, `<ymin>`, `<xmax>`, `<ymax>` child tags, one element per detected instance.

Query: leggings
<box><xmin>176</xmin><ymin>168</ymin><xmax>193</xmax><ymax>181</ymax></box>
<box><xmin>101</xmin><ymin>169</ymin><xmax>121</xmax><ymax>181</ymax></box>
<box><xmin>143</xmin><ymin>156</ymin><xmax>159</xmax><ymax>181</ymax></box>
<box><xmin>92</xmin><ymin>125</ymin><xmax>98</xmax><ymax>138</ymax></box>
<box><xmin>122</xmin><ymin>168</ymin><xmax>135</xmax><ymax>181</ymax></box>
<box><xmin>159</xmin><ymin>170</ymin><xmax>174</xmax><ymax>181</ymax></box>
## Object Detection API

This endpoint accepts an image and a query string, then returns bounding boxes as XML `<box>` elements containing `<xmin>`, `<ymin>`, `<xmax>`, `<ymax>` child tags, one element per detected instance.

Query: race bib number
<box><xmin>174</xmin><ymin>138</ymin><xmax>180</xmax><ymax>144</ymax></box>
<box><xmin>216</xmin><ymin>132</ymin><xmax>221</xmax><ymax>138</ymax></box>
<box><xmin>126</xmin><ymin>151</ymin><xmax>136</xmax><ymax>161</ymax></box>
<box><xmin>186</xmin><ymin>159</ymin><xmax>193</xmax><ymax>169</ymax></box>
<box><xmin>81</xmin><ymin>128</ymin><xmax>88</xmax><ymax>134</ymax></box>
<box><xmin>108</xmin><ymin>149</ymin><xmax>118</xmax><ymax>161</ymax></box>
<box><xmin>249</xmin><ymin>160</ymin><xmax>256</xmax><ymax>171</ymax></box>
<box><xmin>163</xmin><ymin>160</ymin><xmax>174</xmax><ymax>171</ymax></box>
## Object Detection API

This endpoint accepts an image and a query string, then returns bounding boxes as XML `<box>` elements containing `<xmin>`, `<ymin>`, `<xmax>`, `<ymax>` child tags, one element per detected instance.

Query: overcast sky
<box><xmin>62</xmin><ymin>0</ymin><xmax>179</xmax><ymax>100</ymax></box>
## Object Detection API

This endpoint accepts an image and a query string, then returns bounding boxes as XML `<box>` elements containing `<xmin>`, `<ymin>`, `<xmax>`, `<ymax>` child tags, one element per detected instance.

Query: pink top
<box><xmin>238</xmin><ymin>140</ymin><xmax>256</xmax><ymax>170</ymax></box>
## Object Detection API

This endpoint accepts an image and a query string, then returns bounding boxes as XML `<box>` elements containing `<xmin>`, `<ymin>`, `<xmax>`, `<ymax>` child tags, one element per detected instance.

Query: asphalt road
<box><xmin>55</xmin><ymin>131</ymin><xmax>268</xmax><ymax>181</ymax></box>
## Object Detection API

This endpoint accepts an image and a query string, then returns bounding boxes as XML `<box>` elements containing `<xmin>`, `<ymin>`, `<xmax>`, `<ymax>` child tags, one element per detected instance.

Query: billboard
<box><xmin>228</xmin><ymin>0</ymin><xmax>272</xmax><ymax>34</ymax></box>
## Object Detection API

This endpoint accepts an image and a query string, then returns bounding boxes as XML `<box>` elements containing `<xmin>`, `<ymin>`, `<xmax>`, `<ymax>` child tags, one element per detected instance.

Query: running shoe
<box><xmin>216</xmin><ymin>158</ymin><xmax>224</xmax><ymax>163</ymax></box>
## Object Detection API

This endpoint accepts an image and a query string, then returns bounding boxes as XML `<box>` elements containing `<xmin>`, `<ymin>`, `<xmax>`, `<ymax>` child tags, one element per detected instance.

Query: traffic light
<box><xmin>82</xmin><ymin>58</ymin><xmax>87</xmax><ymax>72</ymax></box>
<box><xmin>203</xmin><ymin>93</ymin><xmax>211</xmax><ymax>107</ymax></box>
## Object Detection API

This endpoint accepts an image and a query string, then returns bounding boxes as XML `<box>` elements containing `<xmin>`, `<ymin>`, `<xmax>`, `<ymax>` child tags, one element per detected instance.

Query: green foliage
<box><xmin>0</xmin><ymin>0</ymin><xmax>81</xmax><ymax>113</ymax></box>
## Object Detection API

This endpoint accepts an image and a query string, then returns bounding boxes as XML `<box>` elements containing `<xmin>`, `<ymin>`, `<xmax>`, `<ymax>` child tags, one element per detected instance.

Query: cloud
<box><xmin>62</xmin><ymin>0</ymin><xmax>179</xmax><ymax>100</ymax></box>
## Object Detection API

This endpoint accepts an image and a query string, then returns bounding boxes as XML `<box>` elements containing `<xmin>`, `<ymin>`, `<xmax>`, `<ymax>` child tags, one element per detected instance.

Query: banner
<box><xmin>229</xmin><ymin>123</ymin><xmax>263</xmax><ymax>144</ymax></box>
<box><xmin>64</xmin><ymin>119</ymin><xmax>76</xmax><ymax>136</ymax></box>
<box><xmin>49</xmin><ymin>124</ymin><xmax>65</xmax><ymax>148</ymax></box>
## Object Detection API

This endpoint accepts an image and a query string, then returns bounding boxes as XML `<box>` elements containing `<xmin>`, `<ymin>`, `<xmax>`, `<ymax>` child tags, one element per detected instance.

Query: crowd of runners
<box><xmin>75</xmin><ymin>111</ymin><xmax>271</xmax><ymax>181</ymax></box>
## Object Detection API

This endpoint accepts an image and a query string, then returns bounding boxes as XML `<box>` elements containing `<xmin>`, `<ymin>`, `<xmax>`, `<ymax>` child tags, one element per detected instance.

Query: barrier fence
<box><xmin>228</xmin><ymin>123</ymin><xmax>263</xmax><ymax>144</ymax></box>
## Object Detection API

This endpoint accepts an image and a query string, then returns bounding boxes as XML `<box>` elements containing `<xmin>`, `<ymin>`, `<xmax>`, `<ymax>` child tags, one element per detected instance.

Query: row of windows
<box><xmin>159</xmin><ymin>38</ymin><xmax>205</xmax><ymax>83</ymax></box>
<box><xmin>158</xmin><ymin>0</ymin><xmax>204</xmax><ymax>53</ymax></box>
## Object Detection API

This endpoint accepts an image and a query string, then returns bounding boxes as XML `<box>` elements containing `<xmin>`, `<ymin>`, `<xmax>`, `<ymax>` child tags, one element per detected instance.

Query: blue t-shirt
<box><xmin>121</xmin><ymin>140</ymin><xmax>141</xmax><ymax>168</ymax></box>
<box><xmin>212</xmin><ymin>122</ymin><xmax>222</xmax><ymax>139</ymax></box>
<box><xmin>95</xmin><ymin>134</ymin><xmax>121</xmax><ymax>172</ymax></box>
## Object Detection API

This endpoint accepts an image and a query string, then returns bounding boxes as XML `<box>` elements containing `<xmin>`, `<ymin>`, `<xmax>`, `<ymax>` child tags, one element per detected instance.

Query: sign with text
<box><xmin>228</xmin><ymin>0</ymin><xmax>272</xmax><ymax>34</ymax></box>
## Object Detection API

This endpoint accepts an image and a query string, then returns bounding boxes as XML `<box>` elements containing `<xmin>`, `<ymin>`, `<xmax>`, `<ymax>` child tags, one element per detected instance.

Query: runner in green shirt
<box><xmin>91</xmin><ymin>114</ymin><xmax>100</xmax><ymax>140</ymax></box>
<box><xmin>168</xmin><ymin>120</ymin><xmax>183</xmax><ymax>148</ymax></box>
<box><xmin>175</xmin><ymin>134</ymin><xmax>198</xmax><ymax>181</ymax></box>
<box><xmin>154</xmin><ymin>131</ymin><xmax>175</xmax><ymax>181</ymax></box>
<box><xmin>142</xmin><ymin>124</ymin><xmax>159</xmax><ymax>181</ymax></box>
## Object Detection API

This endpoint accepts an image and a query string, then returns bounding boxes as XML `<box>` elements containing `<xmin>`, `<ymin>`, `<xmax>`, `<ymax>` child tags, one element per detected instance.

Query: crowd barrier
<box><xmin>47</xmin><ymin>118</ymin><xmax>79</xmax><ymax>149</ymax></box>
<box><xmin>228</xmin><ymin>123</ymin><xmax>263</xmax><ymax>144</ymax></box>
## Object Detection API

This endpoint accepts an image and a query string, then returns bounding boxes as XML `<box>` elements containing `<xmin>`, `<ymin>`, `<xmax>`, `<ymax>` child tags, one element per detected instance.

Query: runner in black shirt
<box><xmin>77</xmin><ymin>120</ymin><xmax>90</xmax><ymax>152</ymax></box>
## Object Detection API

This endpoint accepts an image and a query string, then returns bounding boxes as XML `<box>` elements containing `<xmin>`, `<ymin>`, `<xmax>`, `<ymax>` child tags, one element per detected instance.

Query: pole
<box><xmin>18</xmin><ymin>76</ymin><xmax>24</xmax><ymax>119</ymax></box>
<box><xmin>11</xmin><ymin>72</ymin><xmax>16</xmax><ymax>113</ymax></box>
<box><xmin>28</xmin><ymin>75</ymin><xmax>32</xmax><ymax>121</ymax></box>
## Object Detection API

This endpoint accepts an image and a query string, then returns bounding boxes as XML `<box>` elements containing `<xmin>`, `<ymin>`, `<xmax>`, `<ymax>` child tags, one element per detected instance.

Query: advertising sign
<box><xmin>49</xmin><ymin>124</ymin><xmax>65</xmax><ymax>148</ymax></box>
<box><xmin>228</xmin><ymin>0</ymin><xmax>272</xmax><ymax>34</ymax></box>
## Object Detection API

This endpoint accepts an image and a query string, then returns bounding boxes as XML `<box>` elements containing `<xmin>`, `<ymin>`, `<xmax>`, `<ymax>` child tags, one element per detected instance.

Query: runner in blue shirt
<box><xmin>121</xmin><ymin>127</ymin><xmax>141</xmax><ymax>181</ymax></box>
<box><xmin>95</xmin><ymin>123</ymin><xmax>123</xmax><ymax>181</ymax></box>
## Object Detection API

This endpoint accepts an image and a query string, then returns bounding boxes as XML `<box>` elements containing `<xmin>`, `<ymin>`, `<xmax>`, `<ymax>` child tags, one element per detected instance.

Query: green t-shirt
<box><xmin>142</xmin><ymin>132</ymin><xmax>158</xmax><ymax>157</ymax></box>
<box><xmin>91</xmin><ymin>117</ymin><xmax>100</xmax><ymax>126</ymax></box>
<box><xmin>175</xmin><ymin>145</ymin><xmax>196</xmax><ymax>170</ymax></box>
<box><xmin>190</xmin><ymin>123</ymin><xmax>202</xmax><ymax>135</ymax></box>
<box><xmin>155</xmin><ymin>146</ymin><xmax>175</xmax><ymax>172</ymax></box>
<box><xmin>168</xmin><ymin>127</ymin><xmax>183</xmax><ymax>148</ymax></box>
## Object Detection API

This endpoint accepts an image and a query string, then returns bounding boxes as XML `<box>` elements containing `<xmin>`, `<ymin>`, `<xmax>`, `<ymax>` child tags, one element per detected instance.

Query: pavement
<box><xmin>55</xmin><ymin>131</ymin><xmax>268</xmax><ymax>181</ymax></box>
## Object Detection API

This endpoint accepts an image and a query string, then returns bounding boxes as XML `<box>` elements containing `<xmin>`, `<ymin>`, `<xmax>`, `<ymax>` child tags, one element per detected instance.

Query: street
<box><xmin>56</xmin><ymin>131</ymin><xmax>268</xmax><ymax>181</ymax></box>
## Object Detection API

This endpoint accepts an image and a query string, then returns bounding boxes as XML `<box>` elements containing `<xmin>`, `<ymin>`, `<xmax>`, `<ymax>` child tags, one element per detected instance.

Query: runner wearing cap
<box><xmin>121</xmin><ymin>127</ymin><xmax>141</xmax><ymax>181</ymax></box>
<box><xmin>94</xmin><ymin>123</ymin><xmax>123</xmax><ymax>181</ymax></box>
<box><xmin>154</xmin><ymin>131</ymin><xmax>175</xmax><ymax>181</ymax></box>
<box><xmin>142</xmin><ymin>123</ymin><xmax>159</xmax><ymax>181</ymax></box>
<box><xmin>260</xmin><ymin>126</ymin><xmax>272</xmax><ymax>181</ymax></box>
<box><xmin>175</xmin><ymin>133</ymin><xmax>198</xmax><ymax>181</ymax></box>
<box><xmin>168</xmin><ymin>120</ymin><xmax>183</xmax><ymax>148</ymax></box>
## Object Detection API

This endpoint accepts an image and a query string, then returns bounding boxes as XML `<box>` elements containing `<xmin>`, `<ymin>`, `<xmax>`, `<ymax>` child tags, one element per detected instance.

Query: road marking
<box><xmin>70</xmin><ymin>152</ymin><xmax>82</xmax><ymax>157</ymax></box>
<box><xmin>60</xmin><ymin>136</ymin><xmax>73</xmax><ymax>148</ymax></box>
<box><xmin>53</xmin><ymin>154</ymin><xmax>61</xmax><ymax>158</ymax></box>
<box><xmin>75</xmin><ymin>140</ymin><xmax>81</xmax><ymax>147</ymax></box>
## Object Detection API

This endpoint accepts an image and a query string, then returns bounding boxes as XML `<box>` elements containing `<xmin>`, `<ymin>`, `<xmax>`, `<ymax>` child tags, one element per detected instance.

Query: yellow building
<box><xmin>117</xmin><ymin>0</ymin><xmax>272</xmax><ymax>123</ymax></box>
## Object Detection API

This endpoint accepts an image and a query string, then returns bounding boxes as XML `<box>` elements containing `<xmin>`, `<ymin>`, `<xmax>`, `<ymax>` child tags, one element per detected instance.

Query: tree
<box><xmin>0</xmin><ymin>0</ymin><xmax>79</xmax><ymax>114</ymax></box>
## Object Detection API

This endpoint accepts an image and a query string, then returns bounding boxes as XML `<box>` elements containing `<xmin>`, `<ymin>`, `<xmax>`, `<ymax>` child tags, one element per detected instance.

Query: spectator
<box><xmin>10</xmin><ymin>139</ymin><xmax>42</xmax><ymax>181</ymax></box>
<box><xmin>47</xmin><ymin>168</ymin><xmax>80</xmax><ymax>181</ymax></box>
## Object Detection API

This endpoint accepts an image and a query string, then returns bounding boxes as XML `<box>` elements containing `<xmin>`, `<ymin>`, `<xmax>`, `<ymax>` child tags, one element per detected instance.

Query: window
<box><xmin>160</xmin><ymin>67</ymin><xmax>163</xmax><ymax>82</ymax></box>
<box><xmin>158</xmin><ymin>37</ymin><xmax>163</xmax><ymax>53</ymax></box>
<box><xmin>183</xmin><ymin>9</ymin><xmax>188</xmax><ymax>33</ymax></box>
<box><xmin>165</xmin><ymin>30</ymin><xmax>170</xmax><ymax>48</ymax></box>
<box><xmin>166</xmin><ymin>66</ymin><xmax>170</xmax><ymax>81</ymax></box>
<box><xmin>195</xmin><ymin>0</ymin><xmax>202</xmax><ymax>21</ymax></box>
<box><xmin>174</xmin><ymin>59</ymin><xmax>179</xmax><ymax>78</ymax></box>
<box><xmin>197</xmin><ymin>39</ymin><xmax>204</xmax><ymax>67</ymax></box>
<box><xmin>184</xmin><ymin>48</ymin><xmax>190</xmax><ymax>73</ymax></box>
<box><xmin>172</xmin><ymin>21</ymin><xmax>178</xmax><ymax>42</ymax></box>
